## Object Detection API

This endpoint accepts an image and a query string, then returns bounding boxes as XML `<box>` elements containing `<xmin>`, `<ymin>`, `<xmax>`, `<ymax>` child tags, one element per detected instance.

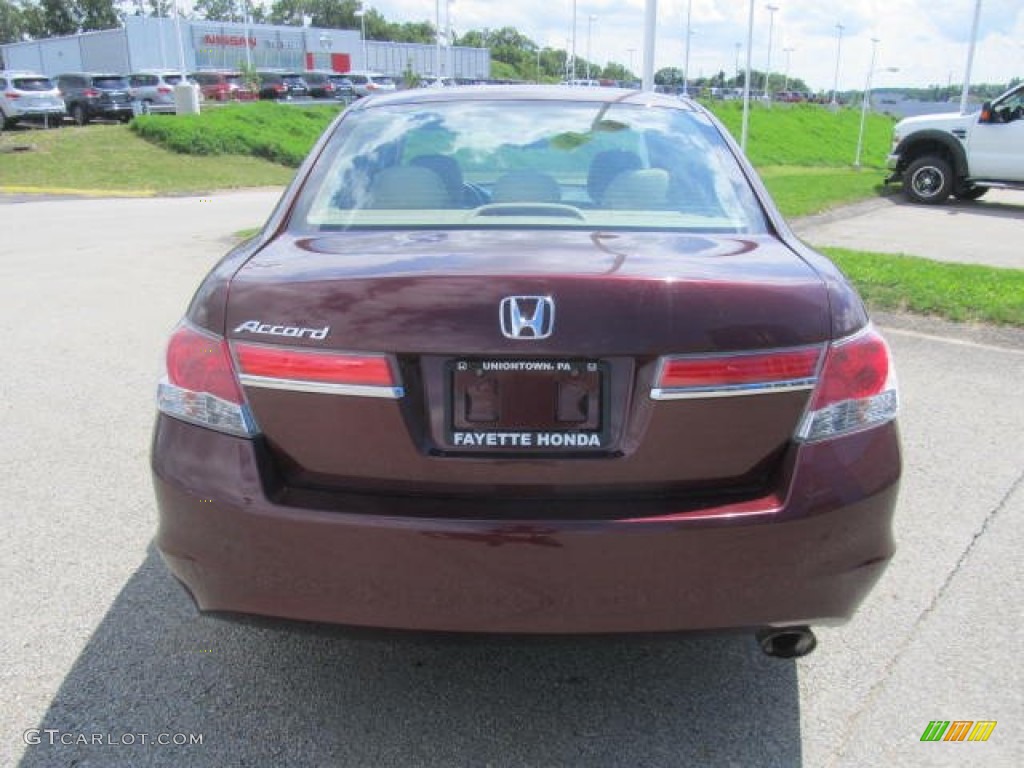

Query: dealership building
<box><xmin>0</xmin><ymin>15</ymin><xmax>489</xmax><ymax>80</ymax></box>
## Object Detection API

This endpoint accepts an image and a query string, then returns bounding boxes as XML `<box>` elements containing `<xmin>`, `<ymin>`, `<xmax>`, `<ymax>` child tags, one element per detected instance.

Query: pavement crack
<box><xmin>827</xmin><ymin>467</ymin><xmax>1024</xmax><ymax>767</ymax></box>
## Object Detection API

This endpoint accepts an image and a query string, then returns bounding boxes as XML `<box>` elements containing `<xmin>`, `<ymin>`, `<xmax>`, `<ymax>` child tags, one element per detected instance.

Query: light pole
<box><xmin>537</xmin><ymin>46</ymin><xmax>542</xmax><ymax>82</ymax></box>
<box><xmin>854</xmin><ymin>38</ymin><xmax>879</xmax><ymax>168</ymax></box>
<box><xmin>570</xmin><ymin>0</ymin><xmax>578</xmax><ymax>82</ymax></box>
<box><xmin>627</xmin><ymin>47</ymin><xmax>636</xmax><ymax>77</ymax></box>
<box><xmin>586</xmin><ymin>15</ymin><xmax>597</xmax><ymax>82</ymax></box>
<box><xmin>782</xmin><ymin>46</ymin><xmax>794</xmax><ymax>91</ymax></box>
<box><xmin>960</xmin><ymin>0</ymin><xmax>982</xmax><ymax>114</ymax></box>
<box><xmin>764</xmin><ymin>4</ymin><xmax>778</xmax><ymax>102</ymax></box>
<box><xmin>741</xmin><ymin>0</ymin><xmax>754</xmax><ymax>150</ymax></box>
<box><xmin>830</xmin><ymin>22</ymin><xmax>844</xmax><ymax>106</ymax></box>
<box><xmin>435</xmin><ymin>0</ymin><xmax>442</xmax><ymax>76</ymax></box>
<box><xmin>734</xmin><ymin>42</ymin><xmax>741</xmax><ymax>81</ymax></box>
<box><xmin>356</xmin><ymin>6</ymin><xmax>368</xmax><ymax>70</ymax></box>
<box><xmin>240</xmin><ymin>0</ymin><xmax>252</xmax><ymax>70</ymax></box>
<box><xmin>447</xmin><ymin>0</ymin><xmax>454</xmax><ymax>79</ymax></box>
<box><xmin>683</xmin><ymin>0</ymin><xmax>692</xmax><ymax>95</ymax></box>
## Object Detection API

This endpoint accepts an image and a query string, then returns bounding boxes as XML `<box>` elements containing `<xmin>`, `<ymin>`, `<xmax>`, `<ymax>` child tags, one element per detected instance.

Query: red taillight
<box><xmin>4</xmin><ymin>91</ymin><xmax>19</xmax><ymax>99</ymax></box>
<box><xmin>653</xmin><ymin>346</ymin><xmax>821</xmax><ymax>399</ymax></box>
<box><xmin>84</xmin><ymin>88</ymin><xmax>99</xmax><ymax>98</ymax></box>
<box><xmin>810</xmin><ymin>329</ymin><xmax>890</xmax><ymax>409</ymax></box>
<box><xmin>657</xmin><ymin>347</ymin><xmax>821</xmax><ymax>390</ymax></box>
<box><xmin>166</xmin><ymin>324</ymin><xmax>244</xmax><ymax>404</ymax></box>
<box><xmin>234</xmin><ymin>343</ymin><xmax>399</xmax><ymax>391</ymax></box>
<box><xmin>797</xmin><ymin>327</ymin><xmax>898</xmax><ymax>442</ymax></box>
<box><xmin>157</xmin><ymin>86</ymin><xmax>173</xmax><ymax>93</ymax></box>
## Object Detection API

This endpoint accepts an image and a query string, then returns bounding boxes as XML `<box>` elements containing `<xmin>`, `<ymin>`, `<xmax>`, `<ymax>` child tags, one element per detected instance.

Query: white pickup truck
<box><xmin>886</xmin><ymin>81</ymin><xmax>1024</xmax><ymax>204</ymax></box>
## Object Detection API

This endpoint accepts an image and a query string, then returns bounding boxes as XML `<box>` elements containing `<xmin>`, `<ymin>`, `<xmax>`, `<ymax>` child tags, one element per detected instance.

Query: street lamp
<box><xmin>683</xmin><ymin>0</ymin><xmax>693</xmax><ymax>95</ymax></box>
<box><xmin>960</xmin><ymin>0</ymin><xmax>982</xmax><ymax>114</ymax></box>
<box><xmin>570</xmin><ymin>0</ymin><xmax>578</xmax><ymax>82</ymax></box>
<box><xmin>854</xmin><ymin>38</ymin><xmax>879</xmax><ymax>168</ymax></box>
<box><xmin>764</xmin><ymin>4</ymin><xmax>778</xmax><ymax>102</ymax></box>
<box><xmin>831</xmin><ymin>22</ymin><xmax>844</xmax><ymax>106</ymax></box>
<box><xmin>735</xmin><ymin>42</ymin><xmax>741</xmax><ymax>80</ymax></box>
<box><xmin>627</xmin><ymin>47</ymin><xmax>636</xmax><ymax>77</ymax></box>
<box><xmin>586</xmin><ymin>15</ymin><xmax>597</xmax><ymax>82</ymax></box>
<box><xmin>240</xmin><ymin>0</ymin><xmax>252</xmax><ymax>70</ymax></box>
<box><xmin>741</xmin><ymin>0</ymin><xmax>754</xmax><ymax>150</ymax></box>
<box><xmin>355</xmin><ymin>5</ymin><xmax>368</xmax><ymax>70</ymax></box>
<box><xmin>782</xmin><ymin>46</ymin><xmax>794</xmax><ymax>91</ymax></box>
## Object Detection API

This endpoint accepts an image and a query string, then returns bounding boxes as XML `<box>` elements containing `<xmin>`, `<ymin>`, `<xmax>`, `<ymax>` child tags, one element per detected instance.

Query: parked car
<box><xmin>152</xmin><ymin>86</ymin><xmax>901</xmax><ymax>657</ymax></box>
<box><xmin>0</xmin><ymin>70</ymin><xmax>65</xmax><ymax>128</ymax></box>
<box><xmin>55</xmin><ymin>72</ymin><xmax>134</xmax><ymax>125</ymax></box>
<box><xmin>128</xmin><ymin>70</ymin><xmax>188</xmax><ymax>114</ymax></box>
<box><xmin>344</xmin><ymin>71</ymin><xmax>397</xmax><ymax>98</ymax></box>
<box><xmin>255</xmin><ymin>71</ymin><xmax>309</xmax><ymax>100</ymax></box>
<box><xmin>303</xmin><ymin>71</ymin><xmax>355</xmax><ymax>103</ymax></box>
<box><xmin>189</xmin><ymin>70</ymin><xmax>254</xmax><ymax>102</ymax></box>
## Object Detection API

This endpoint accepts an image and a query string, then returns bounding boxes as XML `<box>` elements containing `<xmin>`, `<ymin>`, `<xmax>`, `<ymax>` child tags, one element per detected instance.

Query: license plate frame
<box><xmin>446</xmin><ymin>358</ymin><xmax>608</xmax><ymax>451</ymax></box>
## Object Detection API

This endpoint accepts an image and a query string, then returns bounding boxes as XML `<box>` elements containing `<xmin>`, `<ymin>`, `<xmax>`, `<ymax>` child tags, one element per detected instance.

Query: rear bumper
<box><xmin>152</xmin><ymin>415</ymin><xmax>900</xmax><ymax>634</ymax></box>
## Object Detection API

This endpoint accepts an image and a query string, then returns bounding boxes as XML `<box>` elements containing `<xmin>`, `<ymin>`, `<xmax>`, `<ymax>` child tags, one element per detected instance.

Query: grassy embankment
<box><xmin>1</xmin><ymin>100</ymin><xmax>892</xmax><ymax>214</ymax></box>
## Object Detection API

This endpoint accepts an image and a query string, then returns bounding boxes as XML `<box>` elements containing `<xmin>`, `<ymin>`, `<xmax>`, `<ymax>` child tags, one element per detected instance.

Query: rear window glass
<box><xmin>12</xmin><ymin>77</ymin><xmax>54</xmax><ymax>91</ymax></box>
<box><xmin>370</xmin><ymin>77</ymin><xmax>395</xmax><ymax>86</ymax></box>
<box><xmin>94</xmin><ymin>77</ymin><xmax>128</xmax><ymax>89</ymax></box>
<box><xmin>292</xmin><ymin>99</ymin><xmax>767</xmax><ymax>235</ymax></box>
<box><xmin>164</xmin><ymin>74</ymin><xmax>183</xmax><ymax>85</ymax></box>
<box><xmin>224</xmin><ymin>75</ymin><xmax>243</xmax><ymax>86</ymax></box>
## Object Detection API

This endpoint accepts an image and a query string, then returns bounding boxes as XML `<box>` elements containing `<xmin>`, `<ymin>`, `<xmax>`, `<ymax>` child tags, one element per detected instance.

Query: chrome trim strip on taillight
<box><xmin>651</xmin><ymin>378</ymin><xmax>817</xmax><ymax>400</ymax></box>
<box><xmin>237</xmin><ymin>374</ymin><xmax>404</xmax><ymax>399</ymax></box>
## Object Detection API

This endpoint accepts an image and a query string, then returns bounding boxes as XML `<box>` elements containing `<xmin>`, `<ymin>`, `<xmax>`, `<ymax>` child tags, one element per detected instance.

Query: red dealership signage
<box><xmin>203</xmin><ymin>34</ymin><xmax>256</xmax><ymax>48</ymax></box>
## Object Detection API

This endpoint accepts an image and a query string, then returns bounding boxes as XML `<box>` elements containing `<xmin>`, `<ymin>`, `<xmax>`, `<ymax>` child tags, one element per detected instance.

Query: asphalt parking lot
<box><xmin>1</xmin><ymin>190</ymin><xmax>1021</xmax><ymax>767</ymax></box>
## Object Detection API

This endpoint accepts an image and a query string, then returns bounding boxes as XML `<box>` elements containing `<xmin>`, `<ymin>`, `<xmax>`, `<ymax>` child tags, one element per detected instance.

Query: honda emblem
<box><xmin>499</xmin><ymin>296</ymin><xmax>555</xmax><ymax>340</ymax></box>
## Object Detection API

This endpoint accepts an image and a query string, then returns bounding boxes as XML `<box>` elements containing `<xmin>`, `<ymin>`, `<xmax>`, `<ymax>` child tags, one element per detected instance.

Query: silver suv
<box><xmin>128</xmin><ymin>71</ymin><xmax>188</xmax><ymax>114</ymax></box>
<box><xmin>344</xmin><ymin>71</ymin><xmax>397</xmax><ymax>99</ymax></box>
<box><xmin>0</xmin><ymin>71</ymin><xmax>65</xmax><ymax>129</ymax></box>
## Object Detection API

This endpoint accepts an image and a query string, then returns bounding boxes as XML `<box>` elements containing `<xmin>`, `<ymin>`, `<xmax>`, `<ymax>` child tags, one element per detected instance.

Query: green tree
<box><xmin>1</xmin><ymin>0</ymin><xmax>30</xmax><ymax>44</ymax></box>
<box><xmin>79</xmin><ymin>0</ymin><xmax>118</xmax><ymax>30</ymax></box>
<box><xmin>40</xmin><ymin>0</ymin><xmax>77</xmax><ymax>35</ymax></box>
<box><xmin>193</xmin><ymin>0</ymin><xmax>240</xmax><ymax>22</ymax></box>
<box><xmin>655</xmin><ymin>67</ymin><xmax>684</xmax><ymax>87</ymax></box>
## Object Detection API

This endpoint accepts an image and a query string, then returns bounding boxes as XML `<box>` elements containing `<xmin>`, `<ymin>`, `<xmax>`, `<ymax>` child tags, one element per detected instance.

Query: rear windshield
<box><xmin>12</xmin><ymin>77</ymin><xmax>54</xmax><ymax>91</ymax></box>
<box><xmin>370</xmin><ymin>77</ymin><xmax>395</xmax><ymax>86</ymax></box>
<box><xmin>163</xmin><ymin>74</ymin><xmax>183</xmax><ymax>85</ymax></box>
<box><xmin>224</xmin><ymin>75</ymin><xmax>243</xmax><ymax>86</ymax></box>
<box><xmin>292</xmin><ymin>98</ymin><xmax>767</xmax><ymax>234</ymax></box>
<box><xmin>283</xmin><ymin>75</ymin><xmax>306</xmax><ymax>85</ymax></box>
<box><xmin>93</xmin><ymin>77</ymin><xmax>129</xmax><ymax>89</ymax></box>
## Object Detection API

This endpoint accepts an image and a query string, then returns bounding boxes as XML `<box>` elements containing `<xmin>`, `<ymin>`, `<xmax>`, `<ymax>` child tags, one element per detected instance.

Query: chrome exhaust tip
<box><xmin>755</xmin><ymin>626</ymin><xmax>817</xmax><ymax>658</ymax></box>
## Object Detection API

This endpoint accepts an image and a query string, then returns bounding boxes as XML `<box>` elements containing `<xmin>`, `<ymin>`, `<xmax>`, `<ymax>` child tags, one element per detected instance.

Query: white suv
<box><xmin>128</xmin><ymin>70</ymin><xmax>189</xmax><ymax>114</ymax></box>
<box><xmin>0</xmin><ymin>71</ymin><xmax>66</xmax><ymax>129</ymax></box>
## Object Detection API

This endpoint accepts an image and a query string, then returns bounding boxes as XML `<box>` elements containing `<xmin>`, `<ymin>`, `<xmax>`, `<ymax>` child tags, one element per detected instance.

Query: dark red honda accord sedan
<box><xmin>151</xmin><ymin>86</ymin><xmax>900</xmax><ymax>657</ymax></box>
